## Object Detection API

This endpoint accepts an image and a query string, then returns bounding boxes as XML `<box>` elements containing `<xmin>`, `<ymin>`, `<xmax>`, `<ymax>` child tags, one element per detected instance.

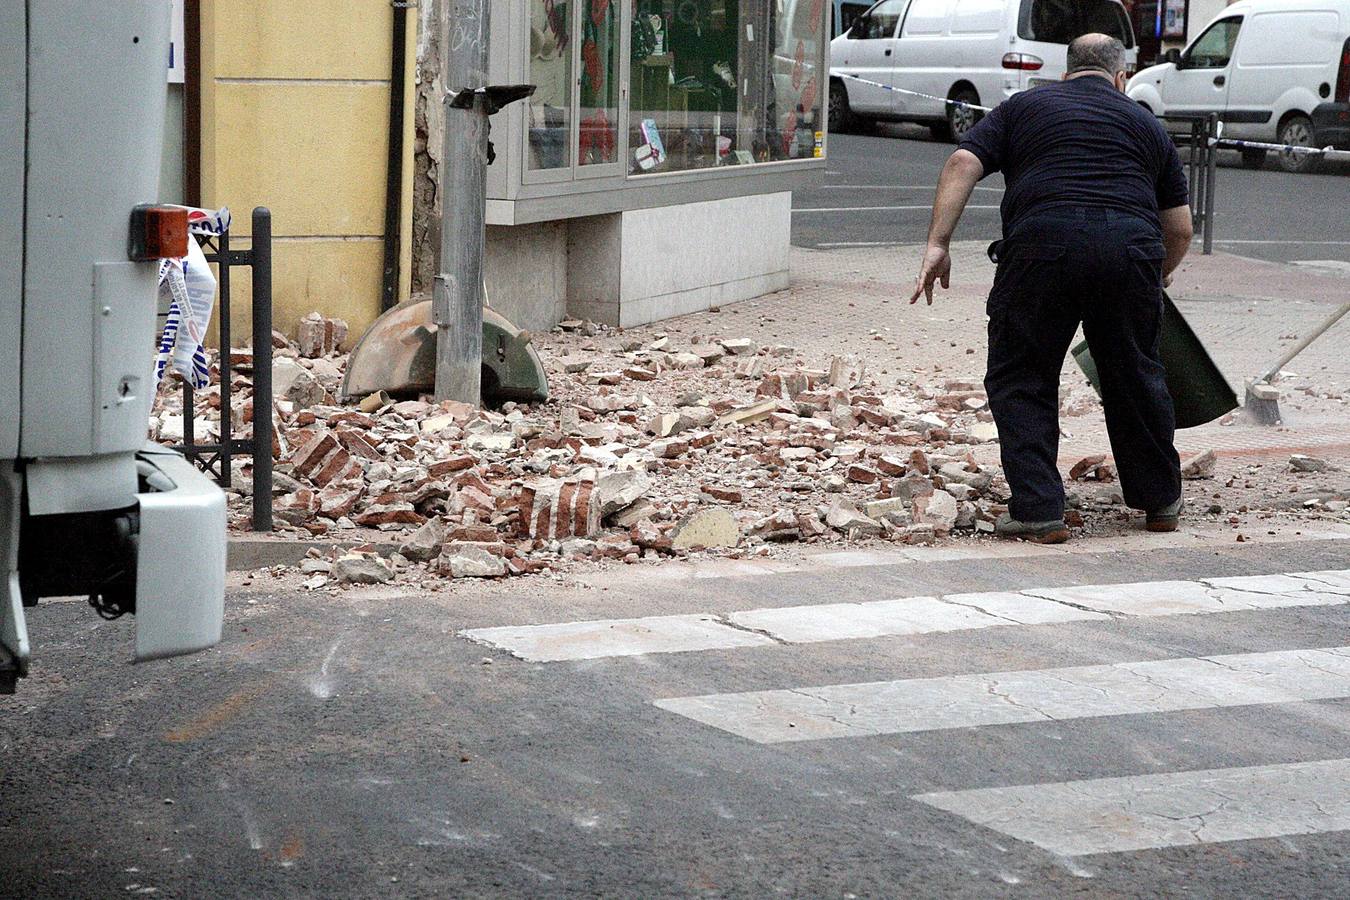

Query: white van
<box><xmin>828</xmin><ymin>0</ymin><xmax>1137</xmax><ymax>142</ymax></box>
<box><xmin>1127</xmin><ymin>0</ymin><xmax>1350</xmax><ymax>172</ymax></box>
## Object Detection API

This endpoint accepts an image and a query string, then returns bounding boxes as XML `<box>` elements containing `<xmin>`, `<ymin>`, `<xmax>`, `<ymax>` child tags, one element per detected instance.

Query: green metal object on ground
<box><xmin>1072</xmin><ymin>292</ymin><xmax>1237</xmax><ymax>429</ymax></box>
<box><xmin>341</xmin><ymin>300</ymin><xmax>549</xmax><ymax>407</ymax></box>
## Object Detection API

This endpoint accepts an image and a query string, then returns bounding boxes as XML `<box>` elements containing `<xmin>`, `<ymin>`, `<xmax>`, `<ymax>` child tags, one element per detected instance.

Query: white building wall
<box><xmin>567</xmin><ymin>192</ymin><xmax>793</xmax><ymax>329</ymax></box>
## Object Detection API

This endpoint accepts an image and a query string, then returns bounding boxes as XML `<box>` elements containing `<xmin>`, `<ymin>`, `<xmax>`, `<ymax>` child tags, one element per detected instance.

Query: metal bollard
<box><xmin>250</xmin><ymin>207</ymin><xmax>273</xmax><ymax>532</ymax></box>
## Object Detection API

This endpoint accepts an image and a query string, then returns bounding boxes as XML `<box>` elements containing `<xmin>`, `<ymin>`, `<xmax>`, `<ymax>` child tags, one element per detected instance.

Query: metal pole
<box><xmin>250</xmin><ymin>208</ymin><xmax>274</xmax><ymax>532</ymax></box>
<box><xmin>433</xmin><ymin>0</ymin><xmax>491</xmax><ymax>405</ymax></box>
<box><xmin>1203</xmin><ymin>112</ymin><xmax>1218</xmax><ymax>256</ymax></box>
<box><xmin>217</xmin><ymin>229</ymin><xmax>233</xmax><ymax>488</ymax></box>
<box><xmin>380</xmin><ymin>1</ymin><xmax>410</xmax><ymax>312</ymax></box>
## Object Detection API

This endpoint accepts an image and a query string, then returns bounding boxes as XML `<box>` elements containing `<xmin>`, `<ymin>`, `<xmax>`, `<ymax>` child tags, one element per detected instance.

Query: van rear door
<box><xmin>1015</xmin><ymin>0</ymin><xmax>1137</xmax><ymax>87</ymax></box>
<box><xmin>1225</xmin><ymin>8</ymin><xmax>1345</xmax><ymax>138</ymax></box>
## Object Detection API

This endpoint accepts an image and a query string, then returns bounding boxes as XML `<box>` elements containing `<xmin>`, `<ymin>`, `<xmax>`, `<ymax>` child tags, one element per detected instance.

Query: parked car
<box><xmin>1127</xmin><ymin>0</ymin><xmax>1350</xmax><ymax>172</ymax></box>
<box><xmin>828</xmin><ymin>0</ymin><xmax>1137</xmax><ymax>141</ymax></box>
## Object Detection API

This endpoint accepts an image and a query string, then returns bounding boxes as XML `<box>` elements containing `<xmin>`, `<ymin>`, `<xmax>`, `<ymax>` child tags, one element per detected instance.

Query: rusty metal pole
<box><xmin>433</xmin><ymin>0</ymin><xmax>491</xmax><ymax>405</ymax></box>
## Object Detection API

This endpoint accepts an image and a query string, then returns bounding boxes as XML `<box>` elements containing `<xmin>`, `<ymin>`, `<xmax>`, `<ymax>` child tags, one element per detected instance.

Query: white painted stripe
<box><xmin>461</xmin><ymin>570</ymin><xmax>1350</xmax><ymax>662</ymax></box>
<box><xmin>791</xmin><ymin>205</ymin><xmax>1002</xmax><ymax>213</ymax></box>
<box><xmin>814</xmin><ymin>241</ymin><xmax>916</xmax><ymax>248</ymax></box>
<box><xmin>728</xmin><ymin>592</ymin><xmax>1107</xmax><ymax>643</ymax></box>
<box><xmin>653</xmin><ymin>646</ymin><xmax>1350</xmax><ymax>743</ymax></box>
<box><xmin>461</xmin><ymin>614</ymin><xmax>775</xmax><ymax>662</ymax></box>
<box><xmin>914</xmin><ymin>758</ymin><xmax>1350</xmax><ymax>856</ymax></box>
<box><xmin>1212</xmin><ymin>239</ymin><xmax>1350</xmax><ymax>246</ymax></box>
<box><xmin>1027</xmin><ymin>574</ymin><xmax>1349</xmax><ymax>617</ymax></box>
<box><xmin>817</xmin><ymin>184</ymin><xmax>1004</xmax><ymax>193</ymax></box>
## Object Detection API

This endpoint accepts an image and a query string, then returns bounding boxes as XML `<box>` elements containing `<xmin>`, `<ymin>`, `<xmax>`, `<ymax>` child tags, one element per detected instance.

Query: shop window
<box><xmin>628</xmin><ymin>0</ymin><xmax>825</xmax><ymax>175</ymax></box>
<box><xmin>580</xmin><ymin>0</ymin><xmax>621</xmax><ymax>166</ymax></box>
<box><xmin>528</xmin><ymin>0</ymin><xmax>573</xmax><ymax>170</ymax></box>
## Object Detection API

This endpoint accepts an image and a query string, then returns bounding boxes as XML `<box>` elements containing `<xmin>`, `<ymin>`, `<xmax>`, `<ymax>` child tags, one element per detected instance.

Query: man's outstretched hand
<box><xmin>909</xmin><ymin>244</ymin><xmax>951</xmax><ymax>305</ymax></box>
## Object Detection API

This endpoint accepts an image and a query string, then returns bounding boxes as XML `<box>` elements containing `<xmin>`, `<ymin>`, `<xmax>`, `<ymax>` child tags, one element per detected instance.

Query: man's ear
<box><xmin>1114</xmin><ymin>70</ymin><xmax>1128</xmax><ymax>91</ymax></box>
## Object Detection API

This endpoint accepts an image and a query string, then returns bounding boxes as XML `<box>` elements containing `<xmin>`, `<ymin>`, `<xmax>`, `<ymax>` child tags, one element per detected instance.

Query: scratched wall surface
<box><xmin>198</xmin><ymin>1</ymin><xmax>417</xmax><ymax>341</ymax></box>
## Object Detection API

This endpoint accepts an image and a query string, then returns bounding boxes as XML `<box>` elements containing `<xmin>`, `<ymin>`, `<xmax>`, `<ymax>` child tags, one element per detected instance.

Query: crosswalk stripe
<box><xmin>461</xmin><ymin>570</ymin><xmax>1350</xmax><ymax>662</ymax></box>
<box><xmin>652</xmin><ymin>646</ymin><xmax>1350</xmax><ymax>744</ymax></box>
<box><xmin>913</xmin><ymin>758</ymin><xmax>1350</xmax><ymax>856</ymax></box>
<box><xmin>461</xmin><ymin>614</ymin><xmax>776</xmax><ymax>663</ymax></box>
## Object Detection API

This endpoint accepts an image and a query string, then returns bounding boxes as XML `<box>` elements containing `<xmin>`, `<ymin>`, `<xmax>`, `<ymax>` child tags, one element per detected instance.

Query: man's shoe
<box><xmin>1145</xmin><ymin>497</ymin><xmax>1184</xmax><ymax>533</ymax></box>
<box><xmin>994</xmin><ymin>512</ymin><xmax>1070</xmax><ymax>544</ymax></box>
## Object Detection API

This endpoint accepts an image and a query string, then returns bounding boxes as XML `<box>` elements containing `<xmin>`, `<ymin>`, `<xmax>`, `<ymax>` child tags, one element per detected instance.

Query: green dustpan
<box><xmin>1072</xmin><ymin>292</ymin><xmax>1237</xmax><ymax>429</ymax></box>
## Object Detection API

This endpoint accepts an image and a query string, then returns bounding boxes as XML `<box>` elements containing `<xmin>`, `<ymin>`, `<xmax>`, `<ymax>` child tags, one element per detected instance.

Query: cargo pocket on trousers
<box><xmin>988</xmin><ymin>242</ymin><xmax>1065</xmax><ymax>314</ymax></box>
<box><xmin>1127</xmin><ymin>242</ymin><xmax>1167</xmax><ymax>293</ymax></box>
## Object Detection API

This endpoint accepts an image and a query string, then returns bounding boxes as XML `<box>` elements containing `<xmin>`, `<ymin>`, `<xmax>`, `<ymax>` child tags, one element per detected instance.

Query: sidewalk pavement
<box><xmin>684</xmin><ymin>242</ymin><xmax>1350</xmax><ymax>466</ymax></box>
<box><xmin>227</xmin><ymin>243</ymin><xmax>1350</xmax><ymax>574</ymax></box>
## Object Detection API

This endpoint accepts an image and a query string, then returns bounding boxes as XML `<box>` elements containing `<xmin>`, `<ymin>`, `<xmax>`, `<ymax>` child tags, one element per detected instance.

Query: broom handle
<box><xmin>1257</xmin><ymin>296</ymin><xmax>1350</xmax><ymax>385</ymax></box>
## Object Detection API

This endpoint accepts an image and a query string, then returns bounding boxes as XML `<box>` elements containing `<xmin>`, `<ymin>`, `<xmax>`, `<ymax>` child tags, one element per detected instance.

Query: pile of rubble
<box><xmin>151</xmin><ymin>313</ymin><xmax>1028</xmax><ymax>585</ymax></box>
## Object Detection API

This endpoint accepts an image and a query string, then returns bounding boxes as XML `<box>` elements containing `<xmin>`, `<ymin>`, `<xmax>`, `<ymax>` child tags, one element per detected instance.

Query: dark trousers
<box><xmin>985</xmin><ymin>207</ymin><xmax>1182</xmax><ymax>522</ymax></box>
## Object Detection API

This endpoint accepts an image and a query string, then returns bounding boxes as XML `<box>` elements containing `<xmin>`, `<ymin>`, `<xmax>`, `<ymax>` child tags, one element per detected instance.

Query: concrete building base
<box><xmin>484</xmin><ymin>221</ymin><xmax>567</xmax><ymax>333</ymax></box>
<box><xmin>482</xmin><ymin>192</ymin><xmax>792</xmax><ymax>333</ymax></box>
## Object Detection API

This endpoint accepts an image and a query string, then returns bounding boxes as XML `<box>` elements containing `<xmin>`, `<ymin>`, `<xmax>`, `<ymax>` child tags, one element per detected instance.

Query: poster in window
<box><xmin>1162</xmin><ymin>0</ymin><xmax>1187</xmax><ymax>39</ymax></box>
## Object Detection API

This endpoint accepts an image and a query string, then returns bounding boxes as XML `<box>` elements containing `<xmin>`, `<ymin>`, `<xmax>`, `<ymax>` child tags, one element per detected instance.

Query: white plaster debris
<box><xmin>914</xmin><ymin>758</ymin><xmax>1350</xmax><ymax>856</ymax></box>
<box><xmin>653</xmin><ymin>646</ymin><xmax>1350</xmax><ymax>743</ymax></box>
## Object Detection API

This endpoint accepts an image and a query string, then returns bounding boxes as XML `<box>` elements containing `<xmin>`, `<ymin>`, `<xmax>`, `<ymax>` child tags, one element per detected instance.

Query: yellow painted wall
<box><xmin>198</xmin><ymin>1</ymin><xmax>416</xmax><ymax>345</ymax></box>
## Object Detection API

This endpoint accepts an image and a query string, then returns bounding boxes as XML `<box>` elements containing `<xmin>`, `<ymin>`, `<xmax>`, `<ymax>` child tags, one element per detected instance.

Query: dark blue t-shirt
<box><xmin>958</xmin><ymin>75</ymin><xmax>1190</xmax><ymax>235</ymax></box>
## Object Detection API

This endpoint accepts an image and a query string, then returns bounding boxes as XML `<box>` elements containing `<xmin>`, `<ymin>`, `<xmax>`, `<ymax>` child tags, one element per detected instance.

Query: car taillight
<box><xmin>1002</xmin><ymin>53</ymin><xmax>1044</xmax><ymax>71</ymax></box>
<box><xmin>128</xmin><ymin>205</ymin><xmax>189</xmax><ymax>260</ymax></box>
<box><xmin>1336</xmin><ymin>37</ymin><xmax>1350</xmax><ymax>104</ymax></box>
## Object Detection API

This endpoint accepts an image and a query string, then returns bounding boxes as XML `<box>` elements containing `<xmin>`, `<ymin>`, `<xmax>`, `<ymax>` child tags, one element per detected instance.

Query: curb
<box><xmin>228</xmin><ymin>536</ymin><xmax>400</xmax><ymax>571</ymax></box>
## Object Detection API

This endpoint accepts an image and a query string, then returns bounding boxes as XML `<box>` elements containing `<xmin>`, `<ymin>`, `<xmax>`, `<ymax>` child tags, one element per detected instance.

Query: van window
<box><xmin>1182</xmin><ymin>17</ymin><xmax>1242</xmax><ymax>69</ymax></box>
<box><xmin>838</xmin><ymin>1</ymin><xmax>873</xmax><ymax>37</ymax></box>
<box><xmin>850</xmin><ymin>0</ymin><xmax>906</xmax><ymax>39</ymax></box>
<box><xmin>1017</xmin><ymin>0</ymin><xmax>1134</xmax><ymax>49</ymax></box>
<box><xmin>1238</xmin><ymin>12</ymin><xmax>1339</xmax><ymax>67</ymax></box>
<box><xmin>950</xmin><ymin>0</ymin><xmax>1003</xmax><ymax>35</ymax></box>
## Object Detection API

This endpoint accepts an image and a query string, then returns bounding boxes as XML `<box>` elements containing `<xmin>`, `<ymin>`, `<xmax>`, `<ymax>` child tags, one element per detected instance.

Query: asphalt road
<box><xmin>3</xmin><ymin>539</ymin><xmax>1350</xmax><ymax>896</ymax></box>
<box><xmin>794</xmin><ymin>125</ymin><xmax>1350</xmax><ymax>267</ymax></box>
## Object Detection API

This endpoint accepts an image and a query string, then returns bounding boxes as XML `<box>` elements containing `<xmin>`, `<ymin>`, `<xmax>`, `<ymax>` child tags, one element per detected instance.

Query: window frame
<box><xmin>1179</xmin><ymin>16</ymin><xmax>1244</xmax><ymax>70</ymax></box>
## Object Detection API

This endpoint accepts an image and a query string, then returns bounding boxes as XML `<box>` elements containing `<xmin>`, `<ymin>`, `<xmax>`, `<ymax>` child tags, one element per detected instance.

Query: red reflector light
<box><xmin>1002</xmin><ymin>52</ymin><xmax>1044</xmax><ymax>71</ymax></box>
<box><xmin>1335</xmin><ymin>38</ymin><xmax>1350</xmax><ymax>103</ymax></box>
<box><xmin>128</xmin><ymin>204</ymin><xmax>189</xmax><ymax>260</ymax></box>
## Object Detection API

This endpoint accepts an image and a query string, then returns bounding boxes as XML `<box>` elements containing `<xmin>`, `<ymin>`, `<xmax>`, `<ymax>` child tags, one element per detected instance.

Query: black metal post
<box><xmin>217</xmin><ymin>226</ymin><xmax>233</xmax><ymax>486</ymax></box>
<box><xmin>250</xmin><ymin>207</ymin><xmax>274</xmax><ymax>532</ymax></box>
<box><xmin>1203</xmin><ymin>113</ymin><xmax>1218</xmax><ymax>256</ymax></box>
<box><xmin>380</xmin><ymin>3</ymin><xmax>409</xmax><ymax>312</ymax></box>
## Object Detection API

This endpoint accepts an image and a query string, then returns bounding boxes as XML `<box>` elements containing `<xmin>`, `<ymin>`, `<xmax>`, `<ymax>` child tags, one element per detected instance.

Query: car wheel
<box><xmin>1240</xmin><ymin>147</ymin><xmax>1267</xmax><ymax>170</ymax></box>
<box><xmin>828</xmin><ymin>81</ymin><xmax>855</xmax><ymax>135</ymax></box>
<box><xmin>946</xmin><ymin>88</ymin><xmax>982</xmax><ymax>144</ymax></box>
<box><xmin>1276</xmin><ymin>115</ymin><xmax>1319</xmax><ymax>174</ymax></box>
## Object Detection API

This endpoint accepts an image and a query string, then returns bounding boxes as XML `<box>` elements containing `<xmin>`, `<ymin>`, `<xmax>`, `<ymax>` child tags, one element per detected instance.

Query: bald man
<box><xmin>911</xmin><ymin>33</ymin><xmax>1193</xmax><ymax>544</ymax></box>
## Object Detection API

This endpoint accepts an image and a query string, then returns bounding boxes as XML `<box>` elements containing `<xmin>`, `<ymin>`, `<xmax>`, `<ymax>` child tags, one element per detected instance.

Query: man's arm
<box><xmin>910</xmin><ymin>149</ymin><xmax>985</xmax><ymax>305</ymax></box>
<box><xmin>1160</xmin><ymin>204</ymin><xmax>1192</xmax><ymax>287</ymax></box>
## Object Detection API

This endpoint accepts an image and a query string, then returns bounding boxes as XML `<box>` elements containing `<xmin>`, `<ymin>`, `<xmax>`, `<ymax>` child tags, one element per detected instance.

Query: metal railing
<box><xmin>170</xmin><ymin>206</ymin><xmax>274</xmax><ymax>531</ymax></box>
<box><xmin>1162</xmin><ymin>113</ymin><xmax>1220</xmax><ymax>256</ymax></box>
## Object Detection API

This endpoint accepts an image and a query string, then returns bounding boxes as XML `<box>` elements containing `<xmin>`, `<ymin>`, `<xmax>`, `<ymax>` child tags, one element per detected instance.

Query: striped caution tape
<box><xmin>836</xmin><ymin>72</ymin><xmax>995</xmax><ymax>113</ymax></box>
<box><xmin>1209</xmin><ymin>136</ymin><xmax>1350</xmax><ymax>159</ymax></box>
